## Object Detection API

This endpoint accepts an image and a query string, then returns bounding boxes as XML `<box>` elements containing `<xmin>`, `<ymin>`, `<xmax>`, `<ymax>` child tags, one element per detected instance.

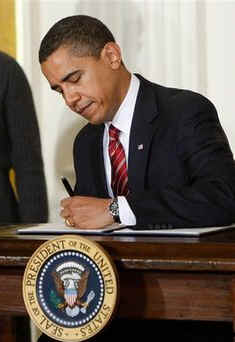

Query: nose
<box><xmin>63</xmin><ymin>86</ymin><xmax>81</xmax><ymax>109</ymax></box>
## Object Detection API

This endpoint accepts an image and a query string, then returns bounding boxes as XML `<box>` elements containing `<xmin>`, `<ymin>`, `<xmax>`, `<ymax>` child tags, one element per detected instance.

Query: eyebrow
<box><xmin>51</xmin><ymin>70</ymin><xmax>81</xmax><ymax>91</ymax></box>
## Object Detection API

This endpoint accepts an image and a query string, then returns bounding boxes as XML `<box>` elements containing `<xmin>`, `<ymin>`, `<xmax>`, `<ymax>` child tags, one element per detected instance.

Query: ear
<box><xmin>101</xmin><ymin>42</ymin><xmax>122</xmax><ymax>70</ymax></box>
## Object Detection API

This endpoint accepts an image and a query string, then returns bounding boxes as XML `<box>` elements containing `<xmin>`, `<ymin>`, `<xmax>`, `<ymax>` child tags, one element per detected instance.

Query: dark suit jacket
<box><xmin>0</xmin><ymin>51</ymin><xmax>48</xmax><ymax>224</ymax></box>
<box><xmin>73</xmin><ymin>74</ymin><xmax>235</xmax><ymax>228</ymax></box>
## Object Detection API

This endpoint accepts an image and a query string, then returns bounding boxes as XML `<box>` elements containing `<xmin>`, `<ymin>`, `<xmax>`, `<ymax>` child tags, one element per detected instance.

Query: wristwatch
<box><xmin>109</xmin><ymin>198</ymin><xmax>121</xmax><ymax>223</ymax></box>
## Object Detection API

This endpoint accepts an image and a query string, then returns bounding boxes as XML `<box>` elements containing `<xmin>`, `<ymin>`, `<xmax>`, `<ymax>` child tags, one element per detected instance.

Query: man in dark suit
<box><xmin>38</xmin><ymin>15</ymin><xmax>235</xmax><ymax>341</ymax></box>
<box><xmin>0</xmin><ymin>51</ymin><xmax>48</xmax><ymax>225</ymax></box>
<box><xmin>39</xmin><ymin>15</ymin><xmax>235</xmax><ymax>231</ymax></box>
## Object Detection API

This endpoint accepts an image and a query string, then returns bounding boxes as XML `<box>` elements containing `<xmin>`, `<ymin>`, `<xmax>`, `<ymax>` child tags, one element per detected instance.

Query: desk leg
<box><xmin>0</xmin><ymin>315</ymin><xmax>16</xmax><ymax>342</ymax></box>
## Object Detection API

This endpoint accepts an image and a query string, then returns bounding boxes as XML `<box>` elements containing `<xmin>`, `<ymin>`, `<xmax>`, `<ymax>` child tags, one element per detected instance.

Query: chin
<box><xmin>88</xmin><ymin>114</ymin><xmax>105</xmax><ymax>125</ymax></box>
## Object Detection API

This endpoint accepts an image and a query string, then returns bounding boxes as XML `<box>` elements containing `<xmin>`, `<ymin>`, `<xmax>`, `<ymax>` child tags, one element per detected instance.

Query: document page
<box><xmin>16</xmin><ymin>222</ymin><xmax>235</xmax><ymax>236</ymax></box>
<box><xmin>17</xmin><ymin>222</ymin><xmax>125</xmax><ymax>234</ymax></box>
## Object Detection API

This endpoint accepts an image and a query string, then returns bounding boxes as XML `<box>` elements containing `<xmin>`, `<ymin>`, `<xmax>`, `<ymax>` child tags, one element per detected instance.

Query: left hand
<box><xmin>60</xmin><ymin>196</ymin><xmax>114</xmax><ymax>229</ymax></box>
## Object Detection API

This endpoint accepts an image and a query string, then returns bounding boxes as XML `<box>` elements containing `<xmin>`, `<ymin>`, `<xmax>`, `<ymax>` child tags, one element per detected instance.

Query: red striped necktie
<box><xmin>108</xmin><ymin>124</ymin><xmax>129</xmax><ymax>196</ymax></box>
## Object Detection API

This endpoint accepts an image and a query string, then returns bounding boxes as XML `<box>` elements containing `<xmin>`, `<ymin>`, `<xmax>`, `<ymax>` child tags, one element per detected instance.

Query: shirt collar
<box><xmin>105</xmin><ymin>74</ymin><xmax>140</xmax><ymax>134</ymax></box>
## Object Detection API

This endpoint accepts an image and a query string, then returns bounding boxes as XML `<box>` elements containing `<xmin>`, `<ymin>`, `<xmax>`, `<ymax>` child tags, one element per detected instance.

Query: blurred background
<box><xmin>2</xmin><ymin>0</ymin><xmax>235</xmax><ymax>223</ymax></box>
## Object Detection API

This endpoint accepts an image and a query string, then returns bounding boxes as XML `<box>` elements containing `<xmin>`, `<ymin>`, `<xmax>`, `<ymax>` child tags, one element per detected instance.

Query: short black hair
<box><xmin>39</xmin><ymin>15</ymin><xmax>115</xmax><ymax>63</ymax></box>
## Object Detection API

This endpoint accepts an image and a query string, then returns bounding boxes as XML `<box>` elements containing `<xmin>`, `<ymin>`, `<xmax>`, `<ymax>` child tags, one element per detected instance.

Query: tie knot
<box><xmin>109</xmin><ymin>124</ymin><xmax>120</xmax><ymax>140</ymax></box>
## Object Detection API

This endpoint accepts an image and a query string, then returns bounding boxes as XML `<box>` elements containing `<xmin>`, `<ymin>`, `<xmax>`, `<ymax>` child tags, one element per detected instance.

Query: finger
<box><xmin>60</xmin><ymin>207</ymin><xmax>71</xmax><ymax>218</ymax></box>
<box><xmin>60</xmin><ymin>197</ymin><xmax>72</xmax><ymax>207</ymax></box>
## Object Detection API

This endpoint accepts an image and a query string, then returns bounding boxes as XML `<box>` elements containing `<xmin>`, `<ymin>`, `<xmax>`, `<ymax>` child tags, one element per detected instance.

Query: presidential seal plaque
<box><xmin>23</xmin><ymin>235</ymin><xmax>119</xmax><ymax>341</ymax></box>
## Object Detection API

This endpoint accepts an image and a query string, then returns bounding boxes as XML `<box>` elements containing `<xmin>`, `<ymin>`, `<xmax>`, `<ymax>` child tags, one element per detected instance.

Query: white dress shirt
<box><xmin>103</xmin><ymin>74</ymin><xmax>140</xmax><ymax>225</ymax></box>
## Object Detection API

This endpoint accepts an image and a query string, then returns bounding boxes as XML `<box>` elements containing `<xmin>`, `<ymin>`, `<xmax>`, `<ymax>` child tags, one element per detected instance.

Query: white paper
<box><xmin>16</xmin><ymin>222</ymin><xmax>235</xmax><ymax>236</ymax></box>
<box><xmin>17</xmin><ymin>222</ymin><xmax>125</xmax><ymax>234</ymax></box>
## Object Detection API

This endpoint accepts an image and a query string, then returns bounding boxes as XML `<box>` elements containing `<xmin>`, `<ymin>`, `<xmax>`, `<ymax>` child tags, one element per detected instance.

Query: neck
<box><xmin>118</xmin><ymin>67</ymin><xmax>131</xmax><ymax>105</ymax></box>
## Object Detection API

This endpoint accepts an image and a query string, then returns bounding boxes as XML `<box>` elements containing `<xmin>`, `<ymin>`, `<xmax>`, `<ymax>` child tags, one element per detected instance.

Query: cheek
<box><xmin>96</xmin><ymin>83</ymin><xmax>113</xmax><ymax>105</ymax></box>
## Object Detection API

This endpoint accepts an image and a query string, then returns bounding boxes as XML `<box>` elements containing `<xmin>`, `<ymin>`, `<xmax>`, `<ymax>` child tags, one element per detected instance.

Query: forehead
<box><xmin>40</xmin><ymin>46</ymin><xmax>98</xmax><ymax>84</ymax></box>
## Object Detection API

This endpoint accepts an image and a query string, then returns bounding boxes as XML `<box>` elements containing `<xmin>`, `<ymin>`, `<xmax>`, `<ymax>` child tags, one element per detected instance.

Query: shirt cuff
<box><xmin>117</xmin><ymin>196</ymin><xmax>136</xmax><ymax>226</ymax></box>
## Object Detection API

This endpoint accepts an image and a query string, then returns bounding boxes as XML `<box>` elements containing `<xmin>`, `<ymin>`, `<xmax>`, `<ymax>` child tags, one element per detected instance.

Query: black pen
<box><xmin>61</xmin><ymin>176</ymin><xmax>74</xmax><ymax>196</ymax></box>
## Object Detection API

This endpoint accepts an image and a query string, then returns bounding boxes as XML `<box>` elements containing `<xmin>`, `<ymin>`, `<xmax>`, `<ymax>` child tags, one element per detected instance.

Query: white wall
<box><xmin>15</xmin><ymin>0</ymin><xmax>235</xmax><ymax>222</ymax></box>
<box><xmin>205</xmin><ymin>1</ymin><xmax>235</xmax><ymax>148</ymax></box>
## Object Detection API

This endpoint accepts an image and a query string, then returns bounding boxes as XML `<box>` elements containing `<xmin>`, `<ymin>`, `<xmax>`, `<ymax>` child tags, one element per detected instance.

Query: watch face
<box><xmin>110</xmin><ymin>199</ymin><xmax>119</xmax><ymax>216</ymax></box>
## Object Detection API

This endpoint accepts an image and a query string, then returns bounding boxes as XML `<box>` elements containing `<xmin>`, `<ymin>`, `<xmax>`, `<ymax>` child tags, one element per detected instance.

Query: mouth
<box><xmin>77</xmin><ymin>101</ymin><xmax>94</xmax><ymax>115</ymax></box>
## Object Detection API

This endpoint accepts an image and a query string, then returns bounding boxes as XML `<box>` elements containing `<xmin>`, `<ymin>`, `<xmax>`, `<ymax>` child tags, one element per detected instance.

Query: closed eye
<box><xmin>69</xmin><ymin>72</ymin><xmax>81</xmax><ymax>83</ymax></box>
<box><xmin>51</xmin><ymin>70</ymin><xmax>82</xmax><ymax>94</ymax></box>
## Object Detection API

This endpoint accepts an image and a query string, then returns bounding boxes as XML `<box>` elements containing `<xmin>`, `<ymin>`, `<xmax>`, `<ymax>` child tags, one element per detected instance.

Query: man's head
<box><xmin>39</xmin><ymin>15</ymin><xmax>131</xmax><ymax>125</ymax></box>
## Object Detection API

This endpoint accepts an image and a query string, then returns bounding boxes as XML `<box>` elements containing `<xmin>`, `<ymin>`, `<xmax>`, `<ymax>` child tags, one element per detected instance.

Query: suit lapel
<box><xmin>128</xmin><ymin>79</ymin><xmax>159</xmax><ymax>192</ymax></box>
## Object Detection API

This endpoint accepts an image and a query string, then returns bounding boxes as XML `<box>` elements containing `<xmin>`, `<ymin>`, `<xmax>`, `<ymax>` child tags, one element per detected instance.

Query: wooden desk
<box><xmin>1</xmin><ymin>226</ymin><xmax>235</xmax><ymax>341</ymax></box>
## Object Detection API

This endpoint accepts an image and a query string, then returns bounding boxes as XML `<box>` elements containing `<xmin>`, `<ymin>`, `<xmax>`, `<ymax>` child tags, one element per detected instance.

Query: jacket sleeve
<box><xmin>127</xmin><ymin>96</ymin><xmax>235</xmax><ymax>228</ymax></box>
<box><xmin>4</xmin><ymin>58</ymin><xmax>48</xmax><ymax>223</ymax></box>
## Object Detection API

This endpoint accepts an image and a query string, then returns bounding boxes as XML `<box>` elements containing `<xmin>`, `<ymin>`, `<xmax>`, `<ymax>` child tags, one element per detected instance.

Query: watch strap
<box><xmin>109</xmin><ymin>198</ymin><xmax>121</xmax><ymax>223</ymax></box>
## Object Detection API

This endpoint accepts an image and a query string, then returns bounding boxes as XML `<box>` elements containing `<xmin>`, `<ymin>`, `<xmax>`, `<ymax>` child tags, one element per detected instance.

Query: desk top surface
<box><xmin>1</xmin><ymin>226</ymin><xmax>235</xmax><ymax>271</ymax></box>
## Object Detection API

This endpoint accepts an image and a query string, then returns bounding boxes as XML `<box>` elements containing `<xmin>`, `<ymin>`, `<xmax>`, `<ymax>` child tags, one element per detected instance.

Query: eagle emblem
<box><xmin>51</xmin><ymin>261</ymin><xmax>95</xmax><ymax>317</ymax></box>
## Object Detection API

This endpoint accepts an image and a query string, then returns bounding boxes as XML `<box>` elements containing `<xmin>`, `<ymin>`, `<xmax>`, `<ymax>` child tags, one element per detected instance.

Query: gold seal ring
<box><xmin>65</xmin><ymin>217</ymin><xmax>75</xmax><ymax>227</ymax></box>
